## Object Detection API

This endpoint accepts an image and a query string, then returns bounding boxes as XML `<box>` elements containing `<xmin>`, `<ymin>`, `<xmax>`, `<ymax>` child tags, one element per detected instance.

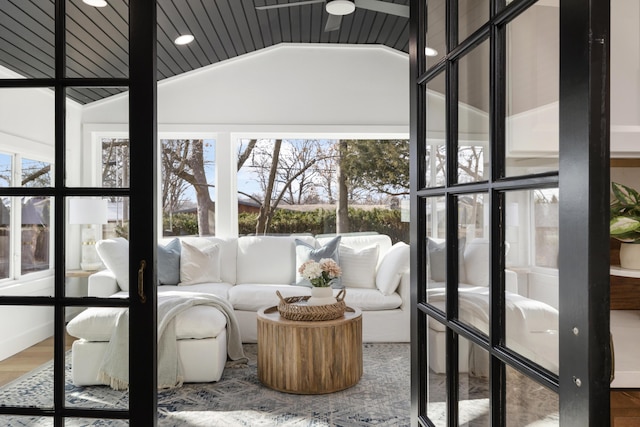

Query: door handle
<box><xmin>610</xmin><ymin>332</ymin><xmax>615</xmax><ymax>384</ymax></box>
<box><xmin>138</xmin><ymin>260</ymin><xmax>147</xmax><ymax>304</ymax></box>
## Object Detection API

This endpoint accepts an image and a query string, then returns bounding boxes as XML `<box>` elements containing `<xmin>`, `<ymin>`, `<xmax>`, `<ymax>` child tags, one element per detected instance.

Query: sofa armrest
<box><xmin>397</xmin><ymin>269</ymin><xmax>410</xmax><ymax>309</ymax></box>
<box><xmin>88</xmin><ymin>270</ymin><xmax>120</xmax><ymax>297</ymax></box>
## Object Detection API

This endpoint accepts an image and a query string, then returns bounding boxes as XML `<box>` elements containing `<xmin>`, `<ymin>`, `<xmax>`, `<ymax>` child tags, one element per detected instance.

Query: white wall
<box><xmin>82</xmin><ymin>43</ymin><xmax>410</xmax><ymax>127</ymax></box>
<box><xmin>81</xmin><ymin>43</ymin><xmax>410</xmax><ymax>236</ymax></box>
<box><xmin>0</xmin><ymin>72</ymin><xmax>84</xmax><ymax>360</ymax></box>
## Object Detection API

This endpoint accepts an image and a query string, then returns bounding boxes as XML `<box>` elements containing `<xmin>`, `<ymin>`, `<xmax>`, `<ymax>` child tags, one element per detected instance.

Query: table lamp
<box><xmin>69</xmin><ymin>198</ymin><xmax>108</xmax><ymax>271</ymax></box>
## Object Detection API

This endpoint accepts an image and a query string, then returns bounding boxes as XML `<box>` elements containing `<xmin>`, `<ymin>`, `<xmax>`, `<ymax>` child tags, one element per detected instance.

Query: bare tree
<box><xmin>238</xmin><ymin>139</ymin><xmax>320</xmax><ymax>234</ymax></box>
<box><xmin>162</xmin><ymin>139</ymin><xmax>215</xmax><ymax>235</ymax></box>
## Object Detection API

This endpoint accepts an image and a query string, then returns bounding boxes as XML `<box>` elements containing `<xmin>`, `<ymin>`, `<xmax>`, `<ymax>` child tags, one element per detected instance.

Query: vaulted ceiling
<box><xmin>0</xmin><ymin>0</ymin><xmax>410</xmax><ymax>104</ymax></box>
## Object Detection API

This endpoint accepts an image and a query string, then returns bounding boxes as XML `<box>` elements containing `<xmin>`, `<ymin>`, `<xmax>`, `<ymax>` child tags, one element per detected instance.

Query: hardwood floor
<box><xmin>0</xmin><ymin>334</ymin><xmax>75</xmax><ymax>387</ymax></box>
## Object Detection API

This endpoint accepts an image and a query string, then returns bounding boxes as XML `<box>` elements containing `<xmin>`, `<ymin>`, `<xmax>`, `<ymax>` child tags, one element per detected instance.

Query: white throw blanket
<box><xmin>98</xmin><ymin>291</ymin><xmax>248</xmax><ymax>390</ymax></box>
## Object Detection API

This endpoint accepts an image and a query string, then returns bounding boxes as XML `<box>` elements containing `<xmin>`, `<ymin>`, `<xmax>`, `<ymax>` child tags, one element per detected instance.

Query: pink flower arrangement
<box><xmin>298</xmin><ymin>258</ymin><xmax>342</xmax><ymax>287</ymax></box>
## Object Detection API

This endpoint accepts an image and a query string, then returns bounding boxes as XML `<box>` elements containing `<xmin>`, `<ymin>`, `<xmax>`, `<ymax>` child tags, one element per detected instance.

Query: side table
<box><xmin>257</xmin><ymin>305</ymin><xmax>362</xmax><ymax>394</ymax></box>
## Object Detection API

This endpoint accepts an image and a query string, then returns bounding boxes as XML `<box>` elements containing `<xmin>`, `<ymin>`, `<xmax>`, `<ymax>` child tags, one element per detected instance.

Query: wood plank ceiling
<box><xmin>0</xmin><ymin>0</ymin><xmax>409</xmax><ymax>104</ymax></box>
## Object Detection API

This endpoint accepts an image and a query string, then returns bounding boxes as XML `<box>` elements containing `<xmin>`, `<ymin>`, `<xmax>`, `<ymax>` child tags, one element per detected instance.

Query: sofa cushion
<box><xmin>339</xmin><ymin>244</ymin><xmax>378</xmax><ymax>289</ymax></box>
<box><xmin>318</xmin><ymin>233</ymin><xmax>392</xmax><ymax>266</ymax></box>
<box><xmin>462</xmin><ymin>238</ymin><xmax>489</xmax><ymax>287</ymax></box>
<box><xmin>95</xmin><ymin>237</ymin><xmax>130</xmax><ymax>291</ymax></box>
<box><xmin>176</xmin><ymin>237</ymin><xmax>238</xmax><ymax>284</ymax></box>
<box><xmin>427</xmin><ymin>237</ymin><xmax>466</xmax><ymax>283</ymax></box>
<box><xmin>158</xmin><ymin>238</ymin><xmax>181</xmax><ymax>285</ymax></box>
<box><xmin>376</xmin><ymin>241</ymin><xmax>410</xmax><ymax>295</ymax></box>
<box><xmin>229</xmin><ymin>284</ymin><xmax>312</xmax><ymax>311</ymax></box>
<box><xmin>294</xmin><ymin>235</ymin><xmax>341</xmax><ymax>287</ymax></box>
<box><xmin>66</xmin><ymin>293</ymin><xmax>228</xmax><ymax>341</ymax></box>
<box><xmin>179</xmin><ymin>240</ymin><xmax>221</xmax><ymax>285</ymax></box>
<box><xmin>236</xmin><ymin>236</ymin><xmax>305</xmax><ymax>284</ymax></box>
<box><xmin>339</xmin><ymin>287</ymin><xmax>402</xmax><ymax>311</ymax></box>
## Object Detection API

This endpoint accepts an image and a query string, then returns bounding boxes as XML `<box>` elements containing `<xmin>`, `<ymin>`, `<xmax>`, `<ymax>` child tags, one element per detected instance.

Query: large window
<box><xmin>100</xmin><ymin>137</ymin><xmax>216</xmax><ymax>237</ymax></box>
<box><xmin>0</xmin><ymin>153</ymin><xmax>52</xmax><ymax>281</ymax></box>
<box><xmin>236</xmin><ymin>138</ymin><xmax>410</xmax><ymax>242</ymax></box>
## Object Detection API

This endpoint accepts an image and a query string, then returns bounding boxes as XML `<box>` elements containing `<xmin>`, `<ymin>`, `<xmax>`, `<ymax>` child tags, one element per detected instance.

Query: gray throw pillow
<box><xmin>427</xmin><ymin>237</ymin><xmax>466</xmax><ymax>283</ymax></box>
<box><xmin>158</xmin><ymin>238</ymin><xmax>181</xmax><ymax>285</ymax></box>
<box><xmin>294</xmin><ymin>235</ymin><xmax>342</xmax><ymax>288</ymax></box>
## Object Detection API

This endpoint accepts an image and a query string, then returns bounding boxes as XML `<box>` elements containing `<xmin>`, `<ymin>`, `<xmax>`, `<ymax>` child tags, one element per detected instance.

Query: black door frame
<box><xmin>409</xmin><ymin>0</ymin><xmax>611</xmax><ymax>425</ymax></box>
<box><xmin>0</xmin><ymin>0</ymin><xmax>158</xmax><ymax>424</ymax></box>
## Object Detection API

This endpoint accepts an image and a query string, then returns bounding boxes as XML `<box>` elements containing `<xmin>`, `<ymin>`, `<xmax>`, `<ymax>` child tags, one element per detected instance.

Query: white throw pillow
<box><xmin>339</xmin><ymin>244</ymin><xmax>379</xmax><ymax>289</ymax></box>
<box><xmin>95</xmin><ymin>237</ymin><xmax>130</xmax><ymax>291</ymax></box>
<box><xmin>179</xmin><ymin>240</ymin><xmax>221</xmax><ymax>286</ymax></box>
<box><xmin>376</xmin><ymin>242</ymin><xmax>410</xmax><ymax>295</ymax></box>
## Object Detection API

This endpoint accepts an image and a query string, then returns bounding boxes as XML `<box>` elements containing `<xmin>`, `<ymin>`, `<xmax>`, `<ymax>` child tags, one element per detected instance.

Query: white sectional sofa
<box><xmin>66</xmin><ymin>232</ymin><xmax>410</xmax><ymax>386</ymax></box>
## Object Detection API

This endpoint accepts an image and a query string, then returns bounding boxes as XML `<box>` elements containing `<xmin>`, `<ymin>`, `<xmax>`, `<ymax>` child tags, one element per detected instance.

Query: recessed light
<box><xmin>425</xmin><ymin>47</ymin><xmax>438</xmax><ymax>57</ymax></box>
<box><xmin>83</xmin><ymin>0</ymin><xmax>108</xmax><ymax>7</ymax></box>
<box><xmin>174</xmin><ymin>34</ymin><xmax>195</xmax><ymax>45</ymax></box>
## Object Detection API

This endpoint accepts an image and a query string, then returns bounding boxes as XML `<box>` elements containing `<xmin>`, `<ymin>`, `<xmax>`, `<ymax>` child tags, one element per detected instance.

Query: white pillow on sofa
<box><xmin>376</xmin><ymin>241</ymin><xmax>410</xmax><ymax>295</ymax></box>
<box><xmin>339</xmin><ymin>244</ymin><xmax>379</xmax><ymax>289</ymax></box>
<box><xmin>95</xmin><ymin>237</ymin><xmax>130</xmax><ymax>291</ymax></box>
<box><xmin>179</xmin><ymin>240</ymin><xmax>221</xmax><ymax>286</ymax></box>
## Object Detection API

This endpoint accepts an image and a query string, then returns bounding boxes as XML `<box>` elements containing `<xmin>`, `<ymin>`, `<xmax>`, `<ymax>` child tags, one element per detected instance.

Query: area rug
<box><xmin>0</xmin><ymin>343</ymin><xmax>411</xmax><ymax>426</ymax></box>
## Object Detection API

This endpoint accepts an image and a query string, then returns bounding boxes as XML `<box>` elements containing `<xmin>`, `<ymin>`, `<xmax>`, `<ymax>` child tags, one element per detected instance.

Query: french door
<box><xmin>0</xmin><ymin>0</ymin><xmax>157</xmax><ymax>424</ymax></box>
<box><xmin>410</xmin><ymin>0</ymin><xmax>611</xmax><ymax>425</ymax></box>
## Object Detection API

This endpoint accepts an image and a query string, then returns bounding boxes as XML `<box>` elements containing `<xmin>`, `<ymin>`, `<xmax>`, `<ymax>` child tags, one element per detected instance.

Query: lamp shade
<box><xmin>69</xmin><ymin>198</ymin><xmax>108</xmax><ymax>225</ymax></box>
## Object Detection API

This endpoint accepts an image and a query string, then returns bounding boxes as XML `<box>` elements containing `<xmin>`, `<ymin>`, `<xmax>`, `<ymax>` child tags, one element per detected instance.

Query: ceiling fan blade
<box><xmin>256</xmin><ymin>0</ymin><xmax>325</xmax><ymax>11</ymax></box>
<box><xmin>354</xmin><ymin>0</ymin><xmax>409</xmax><ymax>18</ymax></box>
<box><xmin>324</xmin><ymin>14</ymin><xmax>343</xmax><ymax>31</ymax></box>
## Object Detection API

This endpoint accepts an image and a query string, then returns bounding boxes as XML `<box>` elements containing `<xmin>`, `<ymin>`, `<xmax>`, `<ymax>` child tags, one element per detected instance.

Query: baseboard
<box><xmin>0</xmin><ymin>319</ymin><xmax>54</xmax><ymax>362</ymax></box>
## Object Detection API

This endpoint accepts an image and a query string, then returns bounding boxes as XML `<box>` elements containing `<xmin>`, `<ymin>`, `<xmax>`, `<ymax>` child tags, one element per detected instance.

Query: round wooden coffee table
<box><xmin>257</xmin><ymin>305</ymin><xmax>362</xmax><ymax>394</ymax></box>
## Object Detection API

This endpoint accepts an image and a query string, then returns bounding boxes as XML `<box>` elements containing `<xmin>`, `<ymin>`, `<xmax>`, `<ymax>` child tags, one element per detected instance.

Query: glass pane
<box><xmin>505</xmin><ymin>366</ymin><xmax>559</xmax><ymax>425</ymax></box>
<box><xmin>65</xmin><ymin>307</ymin><xmax>129</xmax><ymax>410</ymax></box>
<box><xmin>0</xmin><ymin>89</ymin><xmax>55</xmax><ymax>154</ymax></box>
<box><xmin>426</xmin><ymin>73</ymin><xmax>446</xmax><ymax>188</ymax></box>
<box><xmin>0</xmin><ymin>306</ymin><xmax>54</xmax><ymax>407</ymax></box>
<box><xmin>458</xmin><ymin>40</ymin><xmax>490</xmax><ymax>183</ymax></box>
<box><xmin>426</xmin><ymin>196</ymin><xmax>447</xmax><ymax>308</ymax></box>
<box><xmin>458</xmin><ymin>0</ymin><xmax>490</xmax><ymax>43</ymax></box>
<box><xmin>162</xmin><ymin>138</ymin><xmax>217</xmax><ymax>236</ymax></box>
<box><xmin>459</xmin><ymin>335</ymin><xmax>490</xmax><ymax>426</ymax></box>
<box><xmin>0</xmin><ymin>416</ymin><xmax>52</xmax><ymax>426</ymax></box>
<box><xmin>426</xmin><ymin>318</ymin><xmax>447</xmax><ymax>426</ymax></box>
<box><xmin>0</xmin><ymin>1</ymin><xmax>55</xmax><ymax>79</ymax></box>
<box><xmin>0</xmin><ymin>154</ymin><xmax>11</xmax><ymax>187</ymax></box>
<box><xmin>425</xmin><ymin>0</ymin><xmax>446</xmax><ymax>68</ymax></box>
<box><xmin>458</xmin><ymin>193</ymin><xmax>489</xmax><ymax>335</ymax></box>
<box><xmin>504</xmin><ymin>189</ymin><xmax>559</xmax><ymax>374</ymax></box>
<box><xmin>236</xmin><ymin>138</ymin><xmax>410</xmax><ymax>240</ymax></box>
<box><xmin>21</xmin><ymin>196</ymin><xmax>51</xmax><ymax>274</ymax></box>
<box><xmin>0</xmin><ymin>197</ymin><xmax>9</xmax><ymax>280</ymax></box>
<box><xmin>505</xmin><ymin>2</ymin><xmax>559</xmax><ymax>177</ymax></box>
<box><xmin>22</xmin><ymin>158</ymin><xmax>52</xmax><ymax>187</ymax></box>
<box><xmin>66</xmin><ymin>0</ymin><xmax>129</xmax><ymax>79</ymax></box>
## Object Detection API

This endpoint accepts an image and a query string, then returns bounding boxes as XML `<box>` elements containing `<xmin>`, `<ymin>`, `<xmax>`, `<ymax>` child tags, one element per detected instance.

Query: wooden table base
<box><xmin>257</xmin><ymin>305</ymin><xmax>363</xmax><ymax>394</ymax></box>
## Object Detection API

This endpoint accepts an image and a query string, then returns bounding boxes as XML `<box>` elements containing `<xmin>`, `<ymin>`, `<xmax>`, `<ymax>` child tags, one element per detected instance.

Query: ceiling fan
<box><xmin>256</xmin><ymin>0</ymin><xmax>409</xmax><ymax>32</ymax></box>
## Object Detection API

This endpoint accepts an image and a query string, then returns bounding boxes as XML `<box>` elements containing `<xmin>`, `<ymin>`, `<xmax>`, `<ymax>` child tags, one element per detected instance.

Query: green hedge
<box><xmin>238</xmin><ymin>208</ymin><xmax>409</xmax><ymax>244</ymax></box>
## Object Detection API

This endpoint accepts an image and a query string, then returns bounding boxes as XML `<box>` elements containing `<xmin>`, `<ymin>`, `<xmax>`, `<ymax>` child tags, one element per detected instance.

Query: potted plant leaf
<box><xmin>610</xmin><ymin>182</ymin><xmax>640</xmax><ymax>269</ymax></box>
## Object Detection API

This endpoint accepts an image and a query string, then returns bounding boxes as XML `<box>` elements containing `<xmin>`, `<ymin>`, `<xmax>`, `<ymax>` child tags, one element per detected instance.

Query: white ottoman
<box><xmin>67</xmin><ymin>305</ymin><xmax>228</xmax><ymax>386</ymax></box>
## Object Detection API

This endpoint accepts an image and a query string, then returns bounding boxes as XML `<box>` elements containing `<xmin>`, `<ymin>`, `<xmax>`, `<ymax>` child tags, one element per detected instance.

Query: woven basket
<box><xmin>276</xmin><ymin>289</ymin><xmax>346</xmax><ymax>321</ymax></box>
